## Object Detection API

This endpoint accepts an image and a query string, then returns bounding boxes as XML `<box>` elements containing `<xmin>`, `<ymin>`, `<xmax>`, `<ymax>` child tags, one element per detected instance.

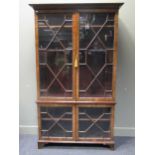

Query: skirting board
<box><xmin>19</xmin><ymin>125</ymin><xmax>135</xmax><ymax>137</ymax></box>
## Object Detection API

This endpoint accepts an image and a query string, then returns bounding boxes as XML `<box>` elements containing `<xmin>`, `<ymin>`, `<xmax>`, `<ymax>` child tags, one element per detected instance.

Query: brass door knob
<box><xmin>74</xmin><ymin>58</ymin><xmax>78</xmax><ymax>68</ymax></box>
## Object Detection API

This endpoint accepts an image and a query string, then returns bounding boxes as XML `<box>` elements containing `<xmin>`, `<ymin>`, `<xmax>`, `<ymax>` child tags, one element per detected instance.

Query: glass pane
<box><xmin>39</xmin><ymin>65</ymin><xmax>54</xmax><ymax>90</ymax></box>
<box><xmin>79</xmin><ymin>107</ymin><xmax>111</xmax><ymax>138</ymax></box>
<box><xmin>38</xmin><ymin>14</ymin><xmax>73</xmax><ymax>97</ymax></box>
<box><xmin>41</xmin><ymin>106</ymin><xmax>72</xmax><ymax>137</ymax></box>
<box><xmin>79</xmin><ymin>13</ymin><xmax>114</xmax><ymax>97</ymax></box>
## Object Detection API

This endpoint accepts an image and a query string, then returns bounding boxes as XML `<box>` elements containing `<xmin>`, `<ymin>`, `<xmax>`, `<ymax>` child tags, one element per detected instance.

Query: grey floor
<box><xmin>19</xmin><ymin>135</ymin><xmax>135</xmax><ymax>155</ymax></box>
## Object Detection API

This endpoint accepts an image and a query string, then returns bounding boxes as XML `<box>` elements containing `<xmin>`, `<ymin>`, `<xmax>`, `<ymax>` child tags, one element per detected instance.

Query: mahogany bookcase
<box><xmin>30</xmin><ymin>3</ymin><xmax>123</xmax><ymax>149</ymax></box>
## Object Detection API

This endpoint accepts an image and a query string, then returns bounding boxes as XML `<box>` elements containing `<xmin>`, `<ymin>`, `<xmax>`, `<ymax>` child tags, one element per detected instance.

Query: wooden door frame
<box><xmin>76</xmin><ymin>11</ymin><xmax>118</xmax><ymax>102</ymax></box>
<box><xmin>35</xmin><ymin>12</ymin><xmax>76</xmax><ymax>101</ymax></box>
<box><xmin>38</xmin><ymin>103</ymin><xmax>74</xmax><ymax>141</ymax></box>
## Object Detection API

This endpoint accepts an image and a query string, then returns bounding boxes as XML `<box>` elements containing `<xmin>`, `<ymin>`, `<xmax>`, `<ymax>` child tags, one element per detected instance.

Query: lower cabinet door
<box><xmin>39</xmin><ymin>105</ymin><xmax>73</xmax><ymax>139</ymax></box>
<box><xmin>78</xmin><ymin>106</ymin><xmax>113</xmax><ymax>140</ymax></box>
<box><xmin>39</xmin><ymin>104</ymin><xmax>113</xmax><ymax>142</ymax></box>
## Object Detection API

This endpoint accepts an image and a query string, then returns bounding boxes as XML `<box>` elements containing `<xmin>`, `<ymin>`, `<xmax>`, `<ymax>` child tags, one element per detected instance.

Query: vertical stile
<box><xmin>72</xmin><ymin>104</ymin><xmax>79</xmax><ymax>140</ymax></box>
<box><xmin>112</xmin><ymin>11</ymin><xmax>118</xmax><ymax>101</ymax></box>
<box><xmin>72</xmin><ymin>12</ymin><xmax>80</xmax><ymax>140</ymax></box>
<box><xmin>37</xmin><ymin>105</ymin><xmax>42</xmax><ymax>140</ymax></box>
<box><xmin>110</xmin><ymin>105</ymin><xmax>115</xmax><ymax>139</ymax></box>
<box><xmin>35</xmin><ymin>13</ymin><xmax>40</xmax><ymax>98</ymax></box>
<box><xmin>35</xmin><ymin>13</ymin><xmax>42</xmax><ymax>140</ymax></box>
<box><xmin>72</xmin><ymin>13</ymin><xmax>79</xmax><ymax>100</ymax></box>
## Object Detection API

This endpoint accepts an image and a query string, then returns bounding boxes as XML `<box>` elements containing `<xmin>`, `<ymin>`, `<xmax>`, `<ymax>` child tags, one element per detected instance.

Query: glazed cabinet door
<box><xmin>39</xmin><ymin>105</ymin><xmax>73</xmax><ymax>140</ymax></box>
<box><xmin>36</xmin><ymin>12</ymin><xmax>117</xmax><ymax>100</ymax></box>
<box><xmin>37</xmin><ymin>13</ymin><xmax>73</xmax><ymax>98</ymax></box>
<box><xmin>78</xmin><ymin>12</ymin><xmax>115</xmax><ymax>100</ymax></box>
<box><xmin>77</xmin><ymin>105</ymin><xmax>114</xmax><ymax>141</ymax></box>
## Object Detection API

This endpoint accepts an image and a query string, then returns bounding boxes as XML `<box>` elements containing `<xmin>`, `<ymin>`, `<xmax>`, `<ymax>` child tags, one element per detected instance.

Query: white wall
<box><xmin>19</xmin><ymin>0</ymin><xmax>135</xmax><ymax>136</ymax></box>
